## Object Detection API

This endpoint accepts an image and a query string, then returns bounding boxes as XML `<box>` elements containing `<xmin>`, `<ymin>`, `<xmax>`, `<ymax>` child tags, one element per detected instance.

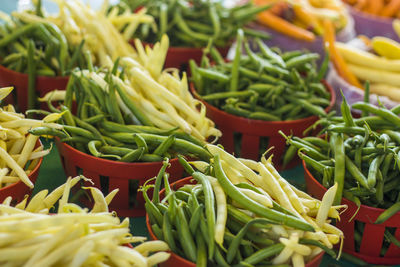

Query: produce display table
<box><xmin>2</xmin><ymin>1</ymin><xmax>400</xmax><ymax>267</ymax></box>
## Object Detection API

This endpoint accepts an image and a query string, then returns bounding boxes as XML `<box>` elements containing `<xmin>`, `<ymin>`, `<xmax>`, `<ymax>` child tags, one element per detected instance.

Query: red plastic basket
<box><xmin>191</xmin><ymin>81</ymin><xmax>335</xmax><ymax>170</ymax></box>
<box><xmin>55</xmin><ymin>139</ymin><xmax>184</xmax><ymax>217</ymax></box>
<box><xmin>163</xmin><ymin>46</ymin><xmax>230</xmax><ymax>70</ymax></box>
<box><xmin>303</xmin><ymin>160</ymin><xmax>400</xmax><ymax>265</ymax></box>
<box><xmin>0</xmin><ymin>65</ymin><xmax>69</xmax><ymax>112</ymax></box>
<box><xmin>0</xmin><ymin>141</ymin><xmax>43</xmax><ymax>205</ymax></box>
<box><xmin>146</xmin><ymin>177</ymin><xmax>325</xmax><ymax>267</ymax></box>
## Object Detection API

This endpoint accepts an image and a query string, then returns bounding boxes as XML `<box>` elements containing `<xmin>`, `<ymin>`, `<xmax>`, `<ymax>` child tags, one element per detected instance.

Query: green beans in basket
<box><xmin>0</xmin><ymin>14</ymin><xmax>85</xmax><ymax>77</ymax></box>
<box><xmin>144</xmin><ymin>144</ymin><xmax>345</xmax><ymax>266</ymax></box>
<box><xmin>281</xmin><ymin>90</ymin><xmax>400</xmax><ymax>255</ymax></box>
<box><xmin>113</xmin><ymin>0</ymin><xmax>271</xmax><ymax>47</ymax></box>
<box><xmin>28</xmin><ymin>67</ymin><xmax>211</xmax><ymax>163</ymax></box>
<box><xmin>190</xmin><ymin>35</ymin><xmax>331</xmax><ymax>121</ymax></box>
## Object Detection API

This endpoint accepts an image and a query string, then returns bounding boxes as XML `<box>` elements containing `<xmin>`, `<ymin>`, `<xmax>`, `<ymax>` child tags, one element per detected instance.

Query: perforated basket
<box><xmin>0</xmin><ymin>140</ymin><xmax>43</xmax><ymax>205</ymax></box>
<box><xmin>304</xmin><ymin>160</ymin><xmax>400</xmax><ymax>265</ymax></box>
<box><xmin>190</xmin><ymin>81</ymin><xmax>335</xmax><ymax>170</ymax></box>
<box><xmin>0</xmin><ymin>65</ymin><xmax>69</xmax><ymax>112</ymax></box>
<box><xmin>146</xmin><ymin>177</ymin><xmax>325</xmax><ymax>267</ymax></box>
<box><xmin>55</xmin><ymin>139</ymin><xmax>184</xmax><ymax>217</ymax></box>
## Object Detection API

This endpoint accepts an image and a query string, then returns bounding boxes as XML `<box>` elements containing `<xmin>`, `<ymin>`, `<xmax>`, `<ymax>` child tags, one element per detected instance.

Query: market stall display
<box><xmin>2</xmin><ymin>0</ymin><xmax>400</xmax><ymax>266</ymax></box>
<box><xmin>282</xmin><ymin>96</ymin><xmax>400</xmax><ymax>264</ymax></box>
<box><xmin>0</xmin><ymin>177</ymin><xmax>170</xmax><ymax>267</ymax></box>
<box><xmin>190</xmin><ymin>34</ymin><xmax>334</xmax><ymax>167</ymax></box>
<box><xmin>144</xmin><ymin>146</ymin><xmax>344</xmax><ymax>266</ymax></box>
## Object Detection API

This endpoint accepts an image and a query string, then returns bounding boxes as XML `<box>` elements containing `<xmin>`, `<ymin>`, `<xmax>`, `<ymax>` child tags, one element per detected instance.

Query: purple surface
<box><xmin>350</xmin><ymin>7</ymin><xmax>400</xmax><ymax>41</ymax></box>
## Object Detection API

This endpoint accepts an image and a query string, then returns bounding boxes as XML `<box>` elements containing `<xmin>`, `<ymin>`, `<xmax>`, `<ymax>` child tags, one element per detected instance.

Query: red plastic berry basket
<box><xmin>303</xmin><ymin>160</ymin><xmax>400</xmax><ymax>265</ymax></box>
<box><xmin>55</xmin><ymin>138</ymin><xmax>184</xmax><ymax>218</ymax></box>
<box><xmin>0</xmin><ymin>65</ymin><xmax>69</xmax><ymax>112</ymax></box>
<box><xmin>349</xmin><ymin>7</ymin><xmax>400</xmax><ymax>42</ymax></box>
<box><xmin>0</xmin><ymin>141</ymin><xmax>43</xmax><ymax>205</ymax></box>
<box><xmin>163</xmin><ymin>46</ymin><xmax>230</xmax><ymax>70</ymax></box>
<box><xmin>146</xmin><ymin>177</ymin><xmax>325</xmax><ymax>267</ymax></box>
<box><xmin>190</xmin><ymin>81</ymin><xmax>335</xmax><ymax>170</ymax></box>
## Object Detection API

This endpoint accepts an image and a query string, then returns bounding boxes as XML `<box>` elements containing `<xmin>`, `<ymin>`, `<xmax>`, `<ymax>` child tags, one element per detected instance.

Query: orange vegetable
<box><xmin>323</xmin><ymin>20</ymin><xmax>362</xmax><ymax>88</ymax></box>
<box><xmin>257</xmin><ymin>11</ymin><xmax>316</xmax><ymax>42</ymax></box>
<box><xmin>380</xmin><ymin>0</ymin><xmax>400</xmax><ymax>17</ymax></box>
<box><xmin>366</xmin><ymin>0</ymin><xmax>384</xmax><ymax>15</ymax></box>
<box><xmin>254</xmin><ymin>0</ymin><xmax>288</xmax><ymax>15</ymax></box>
<box><xmin>354</xmin><ymin>0</ymin><xmax>367</xmax><ymax>10</ymax></box>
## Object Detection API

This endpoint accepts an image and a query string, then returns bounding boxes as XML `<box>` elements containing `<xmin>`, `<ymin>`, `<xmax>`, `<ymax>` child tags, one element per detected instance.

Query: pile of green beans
<box><xmin>144</xmin><ymin>156</ymin><xmax>335</xmax><ymax>267</ymax></box>
<box><xmin>116</xmin><ymin>0</ymin><xmax>270</xmax><ymax>47</ymax></box>
<box><xmin>282</xmin><ymin>91</ymin><xmax>400</xmax><ymax>255</ymax></box>
<box><xmin>28</xmin><ymin>68</ymin><xmax>210</xmax><ymax>163</ymax></box>
<box><xmin>0</xmin><ymin>17</ymin><xmax>85</xmax><ymax>77</ymax></box>
<box><xmin>190</xmin><ymin>33</ymin><xmax>331</xmax><ymax>122</ymax></box>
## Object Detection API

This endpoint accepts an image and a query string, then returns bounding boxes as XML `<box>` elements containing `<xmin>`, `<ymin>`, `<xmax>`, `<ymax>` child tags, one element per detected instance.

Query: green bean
<box><xmin>189</xmin><ymin>204</ymin><xmax>203</xmax><ymax>235</ymax></box>
<box><xmin>176</xmin><ymin>204</ymin><xmax>197</xmax><ymax>262</ymax></box>
<box><xmin>197</xmin><ymin>67</ymin><xmax>230</xmax><ymax>83</ymax></box>
<box><xmin>27</xmin><ymin>40</ymin><xmax>36</xmax><ymax>112</ymax></box>
<box><xmin>0</xmin><ymin>23</ymin><xmax>38</xmax><ymax>48</ymax></box>
<box><xmin>195</xmin><ymin>231</ymin><xmax>207</xmax><ymax>267</ymax></box>
<box><xmin>153</xmin><ymin>135</ymin><xmax>175</xmax><ymax>156</ymax></box>
<box><xmin>192</xmin><ymin>172</ymin><xmax>215</xmax><ymax>259</ymax></box>
<box><xmin>256</xmin><ymin>39</ymin><xmax>285</xmax><ymax>68</ymax></box>
<box><xmin>229</xmin><ymin>29</ymin><xmax>243</xmax><ymax>92</ymax></box>
<box><xmin>241</xmin><ymin>243</ymin><xmax>284</xmax><ymax>265</ymax></box>
<box><xmin>285</xmin><ymin>53</ymin><xmax>319</xmax><ymax>69</ymax></box>
<box><xmin>140</xmin><ymin>154</ymin><xmax>163</xmax><ymax>162</ymax></box>
<box><xmin>162</xmin><ymin>212</ymin><xmax>177</xmax><ymax>253</ymax></box>
<box><xmin>375</xmin><ymin>202</ymin><xmax>400</xmax><ymax>224</ymax></box>
<box><xmin>345</xmin><ymin>155</ymin><xmax>370</xmax><ymax>189</ymax></box>
<box><xmin>120</xmin><ymin>147</ymin><xmax>144</xmax><ymax>162</ymax></box>
<box><xmin>367</xmin><ymin>155</ymin><xmax>384</xmax><ymax>188</ymax></box>
<box><xmin>133</xmin><ymin>134</ymin><xmax>148</xmax><ymax>153</ymax></box>
<box><xmin>248</xmin><ymin>111</ymin><xmax>280</xmax><ymax>121</ymax></box>
<box><xmin>227</xmin><ymin>218</ymin><xmax>273</xmax><ymax>263</ymax></box>
<box><xmin>352</xmin><ymin>102</ymin><xmax>400</xmax><ymax>127</ymax></box>
<box><xmin>244</xmin><ymin>42</ymin><xmax>289</xmax><ymax>77</ymax></box>
<box><xmin>331</xmin><ymin>133</ymin><xmax>345</xmax><ymax>205</ymax></box>
<box><xmin>202</xmin><ymin>90</ymin><xmax>253</xmax><ymax>101</ymax></box>
<box><xmin>29</xmin><ymin>127</ymin><xmax>69</xmax><ymax>139</ymax></box>
<box><xmin>284</xmin><ymin>95</ymin><xmax>326</xmax><ymax>117</ymax></box>
<box><xmin>88</xmin><ymin>140</ymin><xmax>121</xmax><ymax>160</ymax></box>
<box><xmin>213</xmin><ymin>154</ymin><xmax>314</xmax><ymax>232</ymax></box>
<box><xmin>114</xmin><ymin>83</ymin><xmax>153</xmax><ymax>126</ymax></box>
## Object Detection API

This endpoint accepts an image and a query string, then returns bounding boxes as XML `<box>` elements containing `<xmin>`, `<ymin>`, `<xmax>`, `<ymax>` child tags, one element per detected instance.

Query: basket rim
<box><xmin>55</xmin><ymin>137</ymin><xmax>180</xmax><ymax>167</ymax></box>
<box><xmin>190</xmin><ymin>80</ymin><xmax>335</xmax><ymax>126</ymax></box>
<box><xmin>0</xmin><ymin>139</ymin><xmax>43</xmax><ymax>192</ymax></box>
<box><xmin>0</xmin><ymin>64</ymin><xmax>69</xmax><ymax>80</ymax></box>
<box><xmin>146</xmin><ymin>177</ymin><xmax>325</xmax><ymax>267</ymax></box>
